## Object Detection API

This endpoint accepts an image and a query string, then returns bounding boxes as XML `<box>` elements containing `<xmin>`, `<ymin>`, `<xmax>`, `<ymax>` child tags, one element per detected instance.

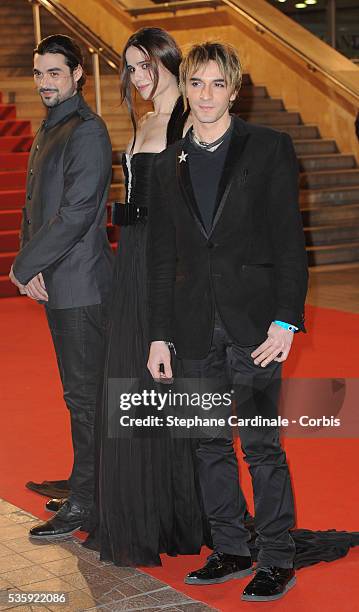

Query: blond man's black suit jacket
<box><xmin>148</xmin><ymin>116</ymin><xmax>308</xmax><ymax>359</ymax></box>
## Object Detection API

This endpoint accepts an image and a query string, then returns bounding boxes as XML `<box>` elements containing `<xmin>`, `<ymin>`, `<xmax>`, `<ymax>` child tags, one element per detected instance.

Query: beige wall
<box><xmin>58</xmin><ymin>0</ymin><xmax>133</xmax><ymax>54</ymax></box>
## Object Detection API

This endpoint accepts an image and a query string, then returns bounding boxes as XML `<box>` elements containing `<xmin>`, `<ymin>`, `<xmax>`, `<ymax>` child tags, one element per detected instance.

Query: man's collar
<box><xmin>44</xmin><ymin>92</ymin><xmax>82</xmax><ymax>129</ymax></box>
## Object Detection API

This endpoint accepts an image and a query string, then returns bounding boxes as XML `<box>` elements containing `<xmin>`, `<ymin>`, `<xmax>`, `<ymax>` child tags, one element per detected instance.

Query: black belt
<box><xmin>111</xmin><ymin>202</ymin><xmax>148</xmax><ymax>226</ymax></box>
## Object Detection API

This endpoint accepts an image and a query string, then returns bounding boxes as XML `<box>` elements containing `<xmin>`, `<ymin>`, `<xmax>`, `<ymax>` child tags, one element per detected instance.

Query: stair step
<box><xmin>272</xmin><ymin>125</ymin><xmax>320</xmax><ymax>140</ymax></box>
<box><xmin>109</xmin><ymin>184</ymin><xmax>125</xmax><ymax>201</ymax></box>
<box><xmin>0</xmin><ymin>229</ymin><xmax>20</xmax><ymax>251</ymax></box>
<box><xmin>0</xmin><ymin>120</ymin><xmax>32</xmax><ymax>136</ymax></box>
<box><xmin>0</xmin><ymin>152</ymin><xmax>29</xmax><ymax>170</ymax></box>
<box><xmin>304</xmin><ymin>224</ymin><xmax>359</xmax><ymax>246</ymax></box>
<box><xmin>0</xmin><ymin>170</ymin><xmax>27</xmax><ymax>191</ymax></box>
<box><xmin>301</xmin><ymin>203</ymin><xmax>359</xmax><ymax>226</ymax></box>
<box><xmin>0</xmin><ymin>189</ymin><xmax>25</xmax><ymax>209</ymax></box>
<box><xmin>0</xmin><ymin>136</ymin><xmax>33</xmax><ymax>152</ymax></box>
<box><xmin>300</xmin><ymin>169</ymin><xmax>359</xmax><ymax>190</ymax></box>
<box><xmin>0</xmin><ymin>75</ymin><xmax>119</xmax><ymax>88</ymax></box>
<box><xmin>0</xmin><ymin>209</ymin><xmax>21</xmax><ymax>230</ymax></box>
<box><xmin>0</xmin><ymin>54</ymin><xmax>33</xmax><ymax>65</ymax></box>
<box><xmin>306</xmin><ymin>242</ymin><xmax>359</xmax><ymax>266</ymax></box>
<box><xmin>238</xmin><ymin>85</ymin><xmax>268</xmax><ymax>98</ymax></box>
<box><xmin>112</xmin><ymin>150</ymin><xmax>124</xmax><ymax>164</ymax></box>
<box><xmin>298</xmin><ymin>154</ymin><xmax>357</xmax><ymax>172</ymax></box>
<box><xmin>0</xmin><ymin>27</ymin><xmax>34</xmax><ymax>36</ymax></box>
<box><xmin>0</xmin><ymin>3</ymin><xmax>32</xmax><ymax>14</ymax></box>
<box><xmin>0</xmin><ymin>35</ymin><xmax>34</xmax><ymax>47</ymax></box>
<box><xmin>112</xmin><ymin>165</ymin><xmax>124</xmax><ymax>182</ymax></box>
<box><xmin>0</xmin><ymin>275</ymin><xmax>20</xmax><ymax>298</ymax></box>
<box><xmin>294</xmin><ymin>139</ymin><xmax>338</xmax><ymax>155</ymax></box>
<box><xmin>243</xmin><ymin>111</ymin><xmax>301</xmax><ymax>126</ymax></box>
<box><xmin>0</xmin><ymin>104</ymin><xmax>16</xmax><ymax>120</ymax></box>
<box><xmin>233</xmin><ymin>98</ymin><xmax>283</xmax><ymax>112</ymax></box>
<box><xmin>300</xmin><ymin>185</ymin><xmax>359</xmax><ymax>206</ymax></box>
<box><xmin>0</xmin><ymin>251</ymin><xmax>16</xmax><ymax>275</ymax></box>
<box><xmin>0</xmin><ymin>17</ymin><xmax>33</xmax><ymax>26</ymax></box>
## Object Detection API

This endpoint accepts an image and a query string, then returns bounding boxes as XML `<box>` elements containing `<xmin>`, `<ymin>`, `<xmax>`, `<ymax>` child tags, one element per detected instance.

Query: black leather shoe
<box><xmin>26</xmin><ymin>479</ymin><xmax>70</xmax><ymax>498</ymax></box>
<box><xmin>45</xmin><ymin>498</ymin><xmax>67</xmax><ymax>513</ymax></box>
<box><xmin>241</xmin><ymin>567</ymin><xmax>296</xmax><ymax>601</ymax></box>
<box><xmin>185</xmin><ymin>552</ymin><xmax>253</xmax><ymax>585</ymax></box>
<box><xmin>29</xmin><ymin>500</ymin><xmax>90</xmax><ymax>539</ymax></box>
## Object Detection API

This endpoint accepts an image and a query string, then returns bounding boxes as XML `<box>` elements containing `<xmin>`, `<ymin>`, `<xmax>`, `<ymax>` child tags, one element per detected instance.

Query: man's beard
<box><xmin>40</xmin><ymin>89</ymin><xmax>61</xmax><ymax>107</ymax></box>
<box><xmin>39</xmin><ymin>85</ymin><xmax>77</xmax><ymax>108</ymax></box>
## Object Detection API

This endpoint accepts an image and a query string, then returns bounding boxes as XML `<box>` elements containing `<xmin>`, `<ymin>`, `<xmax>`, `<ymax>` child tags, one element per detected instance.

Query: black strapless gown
<box><xmin>84</xmin><ymin>153</ymin><xmax>208</xmax><ymax>566</ymax></box>
<box><xmin>84</xmin><ymin>153</ymin><xmax>359</xmax><ymax>570</ymax></box>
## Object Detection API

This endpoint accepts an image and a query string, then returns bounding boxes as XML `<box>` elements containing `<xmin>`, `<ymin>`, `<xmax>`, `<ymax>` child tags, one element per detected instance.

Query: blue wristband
<box><xmin>273</xmin><ymin>320</ymin><xmax>298</xmax><ymax>333</ymax></box>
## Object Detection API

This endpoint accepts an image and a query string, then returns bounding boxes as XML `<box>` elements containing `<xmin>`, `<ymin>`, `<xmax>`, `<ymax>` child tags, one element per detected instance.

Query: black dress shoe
<box><xmin>185</xmin><ymin>552</ymin><xmax>253</xmax><ymax>585</ymax></box>
<box><xmin>45</xmin><ymin>498</ymin><xmax>67</xmax><ymax>513</ymax></box>
<box><xmin>29</xmin><ymin>500</ymin><xmax>90</xmax><ymax>539</ymax></box>
<box><xmin>241</xmin><ymin>567</ymin><xmax>296</xmax><ymax>601</ymax></box>
<box><xmin>26</xmin><ymin>479</ymin><xmax>71</xmax><ymax>498</ymax></box>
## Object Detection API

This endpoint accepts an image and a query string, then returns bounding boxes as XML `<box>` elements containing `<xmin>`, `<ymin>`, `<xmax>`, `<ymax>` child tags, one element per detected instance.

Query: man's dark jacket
<box><xmin>13</xmin><ymin>93</ymin><xmax>113</xmax><ymax>308</ymax></box>
<box><xmin>148</xmin><ymin>116</ymin><xmax>308</xmax><ymax>359</ymax></box>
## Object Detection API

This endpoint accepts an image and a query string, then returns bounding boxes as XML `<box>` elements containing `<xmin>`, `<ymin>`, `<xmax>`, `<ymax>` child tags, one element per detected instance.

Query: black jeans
<box><xmin>45</xmin><ymin>303</ymin><xmax>107</xmax><ymax>508</ymax></box>
<box><xmin>178</xmin><ymin>312</ymin><xmax>296</xmax><ymax>568</ymax></box>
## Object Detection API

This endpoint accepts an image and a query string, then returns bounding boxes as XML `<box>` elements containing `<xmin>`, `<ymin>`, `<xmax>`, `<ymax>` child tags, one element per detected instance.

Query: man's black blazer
<box><xmin>148</xmin><ymin>116</ymin><xmax>308</xmax><ymax>359</ymax></box>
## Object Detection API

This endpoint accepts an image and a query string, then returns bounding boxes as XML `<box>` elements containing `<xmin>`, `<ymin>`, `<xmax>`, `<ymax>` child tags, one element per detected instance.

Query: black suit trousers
<box><xmin>45</xmin><ymin>303</ymin><xmax>107</xmax><ymax>507</ymax></box>
<box><xmin>177</xmin><ymin>312</ymin><xmax>296</xmax><ymax>568</ymax></box>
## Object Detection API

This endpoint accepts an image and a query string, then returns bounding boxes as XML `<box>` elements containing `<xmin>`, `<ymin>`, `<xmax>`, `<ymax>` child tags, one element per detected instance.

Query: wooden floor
<box><xmin>307</xmin><ymin>263</ymin><xmax>359</xmax><ymax>314</ymax></box>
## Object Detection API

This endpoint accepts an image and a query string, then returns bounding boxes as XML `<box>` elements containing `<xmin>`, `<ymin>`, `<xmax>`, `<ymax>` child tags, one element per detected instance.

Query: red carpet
<box><xmin>1</xmin><ymin>299</ymin><xmax>359</xmax><ymax>611</ymax></box>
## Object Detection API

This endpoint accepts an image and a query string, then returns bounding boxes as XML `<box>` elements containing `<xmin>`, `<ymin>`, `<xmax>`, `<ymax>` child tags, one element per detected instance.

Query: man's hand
<box><xmin>251</xmin><ymin>322</ymin><xmax>294</xmax><ymax>367</ymax></box>
<box><xmin>147</xmin><ymin>341</ymin><xmax>173</xmax><ymax>382</ymax></box>
<box><xmin>25</xmin><ymin>272</ymin><xmax>48</xmax><ymax>302</ymax></box>
<box><xmin>9</xmin><ymin>265</ymin><xmax>27</xmax><ymax>294</ymax></box>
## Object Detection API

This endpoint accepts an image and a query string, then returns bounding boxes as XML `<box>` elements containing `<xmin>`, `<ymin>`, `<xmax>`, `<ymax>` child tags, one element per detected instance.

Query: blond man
<box><xmin>147</xmin><ymin>42</ymin><xmax>308</xmax><ymax>601</ymax></box>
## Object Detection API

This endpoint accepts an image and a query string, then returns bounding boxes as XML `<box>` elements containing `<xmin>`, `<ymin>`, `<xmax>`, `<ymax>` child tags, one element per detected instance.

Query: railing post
<box><xmin>327</xmin><ymin>0</ymin><xmax>336</xmax><ymax>49</ymax></box>
<box><xmin>92</xmin><ymin>51</ymin><xmax>102</xmax><ymax>116</ymax></box>
<box><xmin>29</xmin><ymin>0</ymin><xmax>42</xmax><ymax>46</ymax></box>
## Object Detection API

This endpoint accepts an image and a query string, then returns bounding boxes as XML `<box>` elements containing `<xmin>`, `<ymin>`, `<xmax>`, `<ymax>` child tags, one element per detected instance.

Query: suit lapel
<box><xmin>209</xmin><ymin>117</ymin><xmax>251</xmax><ymax>237</ymax></box>
<box><xmin>176</xmin><ymin>143</ymin><xmax>208</xmax><ymax>238</ymax></box>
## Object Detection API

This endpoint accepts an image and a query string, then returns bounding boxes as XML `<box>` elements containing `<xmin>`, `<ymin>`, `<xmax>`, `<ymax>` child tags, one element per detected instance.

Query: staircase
<box><xmin>0</xmin><ymin>0</ymin><xmax>114</xmax><ymax>77</ymax></box>
<box><xmin>232</xmin><ymin>83</ymin><xmax>359</xmax><ymax>267</ymax></box>
<box><xmin>0</xmin><ymin>0</ymin><xmax>358</xmax><ymax>297</ymax></box>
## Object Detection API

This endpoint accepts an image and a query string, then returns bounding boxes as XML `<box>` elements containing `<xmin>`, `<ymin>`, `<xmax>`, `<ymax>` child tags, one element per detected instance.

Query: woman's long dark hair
<box><xmin>120</xmin><ymin>27</ymin><xmax>188</xmax><ymax>150</ymax></box>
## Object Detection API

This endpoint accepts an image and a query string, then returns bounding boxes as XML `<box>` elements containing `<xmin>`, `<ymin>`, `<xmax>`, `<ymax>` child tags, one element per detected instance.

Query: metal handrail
<box><xmin>28</xmin><ymin>0</ymin><xmax>122</xmax><ymax>114</ymax></box>
<box><xmin>125</xmin><ymin>0</ymin><xmax>221</xmax><ymax>17</ymax></box>
<box><xmin>123</xmin><ymin>0</ymin><xmax>359</xmax><ymax>104</ymax></box>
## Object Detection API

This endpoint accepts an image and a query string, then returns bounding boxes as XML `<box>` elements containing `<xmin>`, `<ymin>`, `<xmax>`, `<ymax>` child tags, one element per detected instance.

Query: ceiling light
<box><xmin>277</xmin><ymin>0</ymin><xmax>287</xmax><ymax>3</ymax></box>
<box><xmin>305</xmin><ymin>0</ymin><xmax>317</xmax><ymax>4</ymax></box>
<box><xmin>295</xmin><ymin>2</ymin><xmax>307</xmax><ymax>7</ymax></box>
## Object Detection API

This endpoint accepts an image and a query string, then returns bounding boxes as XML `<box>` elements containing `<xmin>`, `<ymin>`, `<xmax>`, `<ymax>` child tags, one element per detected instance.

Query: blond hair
<box><xmin>179</xmin><ymin>41</ymin><xmax>242</xmax><ymax>108</ymax></box>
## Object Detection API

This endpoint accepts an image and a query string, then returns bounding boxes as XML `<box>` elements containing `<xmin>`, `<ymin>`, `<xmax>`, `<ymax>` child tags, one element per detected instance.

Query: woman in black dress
<box><xmin>84</xmin><ymin>27</ymin><xmax>209</xmax><ymax>567</ymax></box>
